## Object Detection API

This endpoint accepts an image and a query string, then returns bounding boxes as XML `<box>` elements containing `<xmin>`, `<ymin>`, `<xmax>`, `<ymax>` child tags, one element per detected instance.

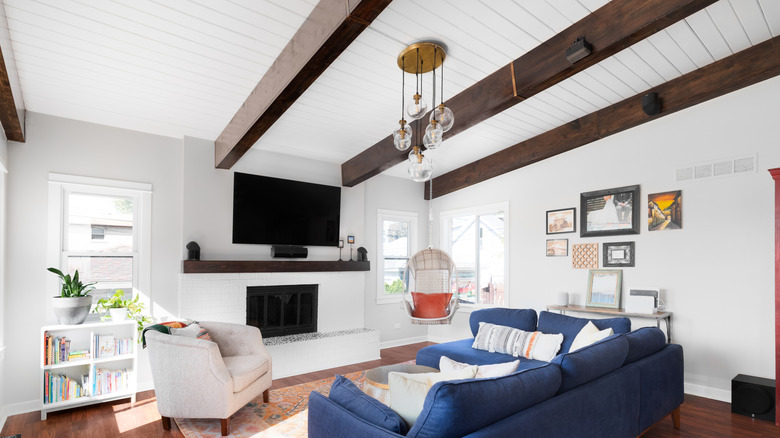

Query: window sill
<box><xmin>376</xmin><ymin>296</ymin><xmax>403</xmax><ymax>305</ymax></box>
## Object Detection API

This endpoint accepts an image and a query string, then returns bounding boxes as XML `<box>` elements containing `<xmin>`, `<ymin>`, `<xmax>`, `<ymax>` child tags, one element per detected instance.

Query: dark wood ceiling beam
<box><xmin>215</xmin><ymin>0</ymin><xmax>393</xmax><ymax>169</ymax></box>
<box><xmin>0</xmin><ymin>45</ymin><xmax>24</xmax><ymax>142</ymax></box>
<box><xmin>426</xmin><ymin>36</ymin><xmax>780</xmax><ymax>199</ymax></box>
<box><xmin>341</xmin><ymin>0</ymin><xmax>717</xmax><ymax>187</ymax></box>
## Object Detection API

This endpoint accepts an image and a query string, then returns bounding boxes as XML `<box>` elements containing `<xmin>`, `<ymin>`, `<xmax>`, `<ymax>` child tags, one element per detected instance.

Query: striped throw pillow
<box><xmin>472</xmin><ymin>322</ymin><xmax>563</xmax><ymax>362</ymax></box>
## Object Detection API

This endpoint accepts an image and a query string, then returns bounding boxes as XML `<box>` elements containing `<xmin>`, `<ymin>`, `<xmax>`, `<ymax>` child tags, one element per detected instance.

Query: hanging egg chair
<box><xmin>401</xmin><ymin>248</ymin><xmax>458</xmax><ymax>325</ymax></box>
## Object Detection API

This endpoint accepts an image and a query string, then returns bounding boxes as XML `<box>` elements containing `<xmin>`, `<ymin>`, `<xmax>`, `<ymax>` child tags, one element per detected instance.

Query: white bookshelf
<box><xmin>40</xmin><ymin>319</ymin><xmax>137</xmax><ymax>420</ymax></box>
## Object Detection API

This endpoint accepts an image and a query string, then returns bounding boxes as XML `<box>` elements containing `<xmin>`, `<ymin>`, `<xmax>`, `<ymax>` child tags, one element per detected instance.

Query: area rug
<box><xmin>175</xmin><ymin>370</ymin><xmax>368</xmax><ymax>438</ymax></box>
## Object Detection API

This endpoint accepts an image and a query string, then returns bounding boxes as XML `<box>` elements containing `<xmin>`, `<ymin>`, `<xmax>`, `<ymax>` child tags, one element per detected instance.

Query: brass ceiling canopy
<box><xmin>397</xmin><ymin>42</ymin><xmax>446</xmax><ymax>73</ymax></box>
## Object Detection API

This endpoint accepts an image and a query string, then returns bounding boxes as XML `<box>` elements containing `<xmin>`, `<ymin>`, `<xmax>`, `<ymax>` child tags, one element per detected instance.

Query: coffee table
<box><xmin>363</xmin><ymin>363</ymin><xmax>438</xmax><ymax>405</ymax></box>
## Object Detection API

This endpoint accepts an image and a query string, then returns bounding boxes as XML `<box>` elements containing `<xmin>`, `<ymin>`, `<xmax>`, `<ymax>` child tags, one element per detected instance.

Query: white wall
<box><xmin>429</xmin><ymin>75</ymin><xmax>780</xmax><ymax>401</ymax></box>
<box><xmin>3</xmin><ymin>112</ymin><xmax>183</xmax><ymax>413</ymax></box>
<box><xmin>362</xmin><ymin>175</ymin><xmax>429</xmax><ymax>346</ymax></box>
<box><xmin>181</xmin><ymin>140</ymin><xmax>364</xmax><ymax>262</ymax></box>
<box><xmin>0</xmin><ymin>132</ymin><xmax>8</xmax><ymax>427</ymax></box>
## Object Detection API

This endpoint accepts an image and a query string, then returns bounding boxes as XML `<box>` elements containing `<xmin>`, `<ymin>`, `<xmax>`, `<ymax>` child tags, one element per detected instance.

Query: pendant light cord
<box><xmin>428</xmin><ymin>178</ymin><xmax>433</xmax><ymax>249</ymax></box>
<box><xmin>401</xmin><ymin>56</ymin><xmax>405</xmax><ymax>120</ymax></box>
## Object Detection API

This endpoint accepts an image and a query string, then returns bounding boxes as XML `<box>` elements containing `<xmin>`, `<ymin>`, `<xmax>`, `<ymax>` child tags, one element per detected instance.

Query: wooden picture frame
<box><xmin>546</xmin><ymin>208</ymin><xmax>576</xmax><ymax>234</ymax></box>
<box><xmin>586</xmin><ymin>269</ymin><xmax>623</xmax><ymax>308</ymax></box>
<box><xmin>603</xmin><ymin>242</ymin><xmax>635</xmax><ymax>267</ymax></box>
<box><xmin>580</xmin><ymin>185</ymin><xmax>640</xmax><ymax>237</ymax></box>
<box><xmin>546</xmin><ymin>239</ymin><xmax>568</xmax><ymax>257</ymax></box>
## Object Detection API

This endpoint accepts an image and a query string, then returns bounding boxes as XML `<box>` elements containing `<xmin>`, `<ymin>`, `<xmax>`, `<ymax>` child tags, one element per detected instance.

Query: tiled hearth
<box><xmin>179</xmin><ymin>271</ymin><xmax>379</xmax><ymax>378</ymax></box>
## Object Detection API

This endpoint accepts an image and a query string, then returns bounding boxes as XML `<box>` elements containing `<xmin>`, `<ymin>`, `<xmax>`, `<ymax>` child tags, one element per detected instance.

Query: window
<box><xmin>377</xmin><ymin>210</ymin><xmax>417</xmax><ymax>304</ymax></box>
<box><xmin>441</xmin><ymin>202</ymin><xmax>508</xmax><ymax>306</ymax></box>
<box><xmin>49</xmin><ymin>174</ymin><xmax>152</xmax><ymax>301</ymax></box>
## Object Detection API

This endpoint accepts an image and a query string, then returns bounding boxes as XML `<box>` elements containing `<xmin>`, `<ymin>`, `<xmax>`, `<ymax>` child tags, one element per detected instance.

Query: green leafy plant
<box><xmin>94</xmin><ymin>289</ymin><xmax>153</xmax><ymax>340</ymax></box>
<box><xmin>47</xmin><ymin>267</ymin><xmax>96</xmax><ymax>297</ymax></box>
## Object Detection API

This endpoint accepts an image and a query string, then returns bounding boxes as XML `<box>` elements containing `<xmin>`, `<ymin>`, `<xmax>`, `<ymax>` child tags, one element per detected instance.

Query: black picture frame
<box><xmin>580</xmin><ymin>185</ymin><xmax>640</xmax><ymax>237</ymax></box>
<box><xmin>546</xmin><ymin>208</ymin><xmax>576</xmax><ymax>234</ymax></box>
<box><xmin>603</xmin><ymin>241</ymin><xmax>635</xmax><ymax>267</ymax></box>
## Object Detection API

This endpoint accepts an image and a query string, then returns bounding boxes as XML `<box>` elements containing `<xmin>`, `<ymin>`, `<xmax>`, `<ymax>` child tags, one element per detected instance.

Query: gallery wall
<box><xmin>427</xmin><ymin>75</ymin><xmax>780</xmax><ymax>401</ymax></box>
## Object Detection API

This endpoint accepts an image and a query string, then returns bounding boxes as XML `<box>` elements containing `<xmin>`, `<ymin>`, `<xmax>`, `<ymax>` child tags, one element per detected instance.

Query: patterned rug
<box><xmin>175</xmin><ymin>370</ymin><xmax>368</xmax><ymax>437</ymax></box>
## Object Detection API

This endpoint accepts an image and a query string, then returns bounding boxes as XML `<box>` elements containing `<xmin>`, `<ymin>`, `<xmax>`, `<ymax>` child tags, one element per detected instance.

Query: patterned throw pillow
<box><xmin>191</xmin><ymin>321</ymin><xmax>213</xmax><ymax>341</ymax></box>
<box><xmin>472</xmin><ymin>322</ymin><xmax>563</xmax><ymax>361</ymax></box>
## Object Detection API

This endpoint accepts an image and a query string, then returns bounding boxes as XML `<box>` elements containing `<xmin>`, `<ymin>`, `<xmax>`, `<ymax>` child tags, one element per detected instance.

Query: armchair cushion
<box><xmin>223</xmin><ymin>355</ymin><xmax>271</xmax><ymax>393</ymax></box>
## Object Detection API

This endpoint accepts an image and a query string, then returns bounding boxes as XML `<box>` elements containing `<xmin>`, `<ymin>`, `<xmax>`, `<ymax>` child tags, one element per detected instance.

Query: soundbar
<box><xmin>271</xmin><ymin>245</ymin><xmax>308</xmax><ymax>259</ymax></box>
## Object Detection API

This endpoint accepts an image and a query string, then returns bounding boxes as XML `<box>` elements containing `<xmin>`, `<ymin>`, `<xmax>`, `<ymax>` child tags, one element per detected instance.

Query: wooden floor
<box><xmin>2</xmin><ymin>341</ymin><xmax>778</xmax><ymax>437</ymax></box>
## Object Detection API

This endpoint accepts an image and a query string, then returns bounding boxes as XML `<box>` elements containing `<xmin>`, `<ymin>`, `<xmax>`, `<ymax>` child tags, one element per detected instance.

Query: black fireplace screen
<box><xmin>246</xmin><ymin>284</ymin><xmax>318</xmax><ymax>338</ymax></box>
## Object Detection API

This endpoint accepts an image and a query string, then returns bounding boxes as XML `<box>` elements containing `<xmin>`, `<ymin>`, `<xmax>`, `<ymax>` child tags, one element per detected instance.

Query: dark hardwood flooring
<box><xmin>2</xmin><ymin>341</ymin><xmax>778</xmax><ymax>437</ymax></box>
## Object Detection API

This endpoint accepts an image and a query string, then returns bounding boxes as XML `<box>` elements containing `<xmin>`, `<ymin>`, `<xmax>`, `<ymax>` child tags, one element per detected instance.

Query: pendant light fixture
<box><xmin>393</xmin><ymin>42</ymin><xmax>454</xmax><ymax>183</ymax></box>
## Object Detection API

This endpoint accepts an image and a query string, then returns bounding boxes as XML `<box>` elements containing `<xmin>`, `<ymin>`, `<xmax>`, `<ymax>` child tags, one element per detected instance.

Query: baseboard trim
<box><xmin>379</xmin><ymin>336</ymin><xmax>429</xmax><ymax>349</ymax></box>
<box><xmin>2</xmin><ymin>399</ymin><xmax>39</xmax><ymax>422</ymax></box>
<box><xmin>684</xmin><ymin>382</ymin><xmax>730</xmax><ymax>402</ymax></box>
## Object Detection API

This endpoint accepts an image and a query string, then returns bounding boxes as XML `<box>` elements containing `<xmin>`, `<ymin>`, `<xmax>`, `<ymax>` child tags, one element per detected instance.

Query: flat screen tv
<box><xmin>232</xmin><ymin>172</ymin><xmax>341</xmax><ymax>247</ymax></box>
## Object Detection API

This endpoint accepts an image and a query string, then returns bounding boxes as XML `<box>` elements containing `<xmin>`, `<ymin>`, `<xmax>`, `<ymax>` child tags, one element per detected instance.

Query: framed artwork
<box><xmin>580</xmin><ymin>185</ymin><xmax>640</xmax><ymax>237</ymax></box>
<box><xmin>347</xmin><ymin>235</ymin><xmax>355</xmax><ymax>244</ymax></box>
<box><xmin>603</xmin><ymin>242</ymin><xmax>635</xmax><ymax>267</ymax></box>
<box><xmin>572</xmin><ymin>243</ymin><xmax>598</xmax><ymax>269</ymax></box>
<box><xmin>586</xmin><ymin>269</ymin><xmax>623</xmax><ymax>308</ymax></box>
<box><xmin>648</xmin><ymin>190</ymin><xmax>682</xmax><ymax>231</ymax></box>
<box><xmin>546</xmin><ymin>208</ymin><xmax>576</xmax><ymax>234</ymax></box>
<box><xmin>546</xmin><ymin>239</ymin><xmax>568</xmax><ymax>256</ymax></box>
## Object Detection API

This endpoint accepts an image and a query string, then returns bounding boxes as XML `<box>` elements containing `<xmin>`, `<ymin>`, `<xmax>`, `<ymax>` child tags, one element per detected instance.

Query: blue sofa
<box><xmin>309</xmin><ymin>308</ymin><xmax>684</xmax><ymax>438</ymax></box>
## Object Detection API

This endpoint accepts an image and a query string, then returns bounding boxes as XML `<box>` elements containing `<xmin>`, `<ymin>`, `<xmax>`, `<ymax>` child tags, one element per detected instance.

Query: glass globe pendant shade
<box><xmin>408</xmin><ymin>146</ymin><xmax>421</xmax><ymax>163</ymax></box>
<box><xmin>431</xmin><ymin>104</ymin><xmax>454</xmax><ymax>132</ymax></box>
<box><xmin>406</xmin><ymin>93</ymin><xmax>428</xmax><ymax>120</ymax></box>
<box><xmin>408</xmin><ymin>153</ymin><xmax>433</xmax><ymax>182</ymax></box>
<box><xmin>393</xmin><ymin>120</ymin><xmax>412</xmax><ymax>151</ymax></box>
<box><xmin>423</xmin><ymin>120</ymin><xmax>443</xmax><ymax>150</ymax></box>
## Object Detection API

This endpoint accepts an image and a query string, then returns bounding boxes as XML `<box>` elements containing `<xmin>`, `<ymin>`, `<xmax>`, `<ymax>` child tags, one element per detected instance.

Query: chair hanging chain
<box><xmin>428</xmin><ymin>179</ymin><xmax>433</xmax><ymax>249</ymax></box>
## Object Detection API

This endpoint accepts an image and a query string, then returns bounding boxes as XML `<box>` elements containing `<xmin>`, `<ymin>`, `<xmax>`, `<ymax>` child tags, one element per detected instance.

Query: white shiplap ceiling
<box><xmin>3</xmin><ymin>0</ymin><xmax>779</xmax><ymax>182</ymax></box>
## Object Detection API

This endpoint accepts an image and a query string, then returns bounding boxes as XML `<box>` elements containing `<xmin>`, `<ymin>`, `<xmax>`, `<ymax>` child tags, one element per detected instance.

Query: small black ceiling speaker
<box><xmin>642</xmin><ymin>92</ymin><xmax>661</xmax><ymax>116</ymax></box>
<box><xmin>565</xmin><ymin>36</ymin><xmax>592</xmax><ymax>63</ymax></box>
<box><xmin>732</xmin><ymin>374</ymin><xmax>775</xmax><ymax>422</ymax></box>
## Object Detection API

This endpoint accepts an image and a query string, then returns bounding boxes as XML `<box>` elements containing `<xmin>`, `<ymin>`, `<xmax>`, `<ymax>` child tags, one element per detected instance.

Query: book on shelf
<box><xmin>43</xmin><ymin>371</ymin><xmax>85</xmax><ymax>404</ymax></box>
<box><xmin>96</xmin><ymin>334</ymin><xmax>115</xmax><ymax>358</ymax></box>
<box><xmin>43</xmin><ymin>333</ymin><xmax>74</xmax><ymax>365</ymax></box>
<box><xmin>92</xmin><ymin>366</ymin><xmax>130</xmax><ymax>396</ymax></box>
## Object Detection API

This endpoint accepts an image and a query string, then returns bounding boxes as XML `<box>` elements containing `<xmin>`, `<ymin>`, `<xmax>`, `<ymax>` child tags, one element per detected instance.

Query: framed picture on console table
<box><xmin>580</xmin><ymin>185</ymin><xmax>640</xmax><ymax>237</ymax></box>
<box><xmin>586</xmin><ymin>269</ymin><xmax>622</xmax><ymax>308</ymax></box>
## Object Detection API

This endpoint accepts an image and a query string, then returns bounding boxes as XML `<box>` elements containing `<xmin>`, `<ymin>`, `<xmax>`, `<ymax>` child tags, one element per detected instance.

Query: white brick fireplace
<box><xmin>178</xmin><ymin>270</ymin><xmax>379</xmax><ymax>378</ymax></box>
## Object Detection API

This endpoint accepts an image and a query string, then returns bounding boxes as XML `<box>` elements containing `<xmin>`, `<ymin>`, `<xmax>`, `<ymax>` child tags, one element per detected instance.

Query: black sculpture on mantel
<box><xmin>357</xmin><ymin>247</ymin><xmax>368</xmax><ymax>262</ymax></box>
<box><xmin>186</xmin><ymin>241</ymin><xmax>201</xmax><ymax>261</ymax></box>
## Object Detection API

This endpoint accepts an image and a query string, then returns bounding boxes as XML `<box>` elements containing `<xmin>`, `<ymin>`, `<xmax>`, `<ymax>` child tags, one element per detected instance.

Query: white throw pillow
<box><xmin>388</xmin><ymin>367</ymin><xmax>477</xmax><ymax>427</ymax></box>
<box><xmin>439</xmin><ymin>356</ymin><xmax>520</xmax><ymax>378</ymax></box>
<box><xmin>530</xmin><ymin>333</ymin><xmax>564</xmax><ymax>362</ymax></box>
<box><xmin>569</xmin><ymin>321</ymin><xmax>614</xmax><ymax>352</ymax></box>
<box><xmin>169</xmin><ymin>323</ymin><xmax>200</xmax><ymax>338</ymax></box>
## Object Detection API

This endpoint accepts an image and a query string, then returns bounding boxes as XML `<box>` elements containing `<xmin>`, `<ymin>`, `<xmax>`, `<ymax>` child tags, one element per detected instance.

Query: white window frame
<box><xmin>376</xmin><ymin>209</ymin><xmax>417</xmax><ymax>304</ymax></box>
<box><xmin>440</xmin><ymin>202</ymin><xmax>509</xmax><ymax>309</ymax></box>
<box><xmin>47</xmin><ymin>173</ymin><xmax>152</xmax><ymax>313</ymax></box>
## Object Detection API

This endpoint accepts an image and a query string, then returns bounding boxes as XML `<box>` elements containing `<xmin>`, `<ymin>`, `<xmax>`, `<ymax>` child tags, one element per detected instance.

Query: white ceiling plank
<box><xmin>629</xmin><ymin>39</ymin><xmax>683</xmax><ymax>82</ymax></box>
<box><xmin>729</xmin><ymin>0</ymin><xmax>772</xmax><ymax>44</ymax></box>
<box><xmin>664</xmin><ymin>19</ymin><xmax>716</xmax><ymax>68</ymax></box>
<box><xmin>645</xmin><ymin>30</ymin><xmax>700</xmax><ymax>76</ymax></box>
<box><xmin>685</xmin><ymin>9</ymin><xmax>734</xmax><ymax>59</ymax></box>
<box><xmin>611</xmin><ymin>48</ymin><xmax>667</xmax><ymax>89</ymax></box>
<box><xmin>707</xmin><ymin>0</ymin><xmax>753</xmax><ymax>52</ymax></box>
<box><xmin>758</xmin><ymin>0</ymin><xmax>780</xmax><ymax>37</ymax></box>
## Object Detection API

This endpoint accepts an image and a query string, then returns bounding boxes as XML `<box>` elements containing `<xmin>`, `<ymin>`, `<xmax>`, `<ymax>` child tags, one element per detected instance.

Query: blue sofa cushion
<box><xmin>408</xmin><ymin>363</ymin><xmax>561</xmax><ymax>438</ymax></box>
<box><xmin>623</xmin><ymin>326</ymin><xmax>667</xmax><ymax>365</ymax></box>
<box><xmin>468</xmin><ymin>308</ymin><xmax>537</xmax><ymax>337</ymax></box>
<box><xmin>537</xmin><ymin>311</ymin><xmax>630</xmax><ymax>353</ymax></box>
<box><xmin>416</xmin><ymin>338</ymin><xmax>548</xmax><ymax>371</ymax></box>
<box><xmin>550</xmin><ymin>334</ymin><xmax>629</xmax><ymax>394</ymax></box>
<box><xmin>328</xmin><ymin>375</ymin><xmax>408</xmax><ymax>434</ymax></box>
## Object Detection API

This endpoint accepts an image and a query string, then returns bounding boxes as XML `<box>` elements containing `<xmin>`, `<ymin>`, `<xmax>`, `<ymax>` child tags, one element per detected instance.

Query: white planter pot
<box><xmin>109</xmin><ymin>308</ymin><xmax>128</xmax><ymax>321</ymax></box>
<box><xmin>52</xmin><ymin>296</ymin><xmax>93</xmax><ymax>325</ymax></box>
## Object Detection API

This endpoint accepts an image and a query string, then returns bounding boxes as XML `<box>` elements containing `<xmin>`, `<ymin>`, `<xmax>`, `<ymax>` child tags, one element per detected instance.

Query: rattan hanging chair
<box><xmin>401</xmin><ymin>248</ymin><xmax>458</xmax><ymax>325</ymax></box>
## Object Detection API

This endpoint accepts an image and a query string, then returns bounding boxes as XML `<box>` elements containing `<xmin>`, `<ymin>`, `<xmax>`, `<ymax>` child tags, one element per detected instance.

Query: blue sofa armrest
<box><xmin>308</xmin><ymin>392</ymin><xmax>406</xmax><ymax>438</ymax></box>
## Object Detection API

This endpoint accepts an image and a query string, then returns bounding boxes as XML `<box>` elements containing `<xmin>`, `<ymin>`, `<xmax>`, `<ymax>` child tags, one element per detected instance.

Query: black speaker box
<box><xmin>270</xmin><ymin>245</ymin><xmax>308</xmax><ymax>258</ymax></box>
<box><xmin>732</xmin><ymin>374</ymin><xmax>775</xmax><ymax>422</ymax></box>
<box><xmin>642</xmin><ymin>92</ymin><xmax>661</xmax><ymax>116</ymax></box>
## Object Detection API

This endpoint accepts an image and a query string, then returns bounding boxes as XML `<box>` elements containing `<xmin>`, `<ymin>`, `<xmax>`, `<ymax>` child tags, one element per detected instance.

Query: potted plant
<box><xmin>94</xmin><ymin>289</ymin><xmax>152</xmax><ymax>339</ymax></box>
<box><xmin>47</xmin><ymin>267</ymin><xmax>95</xmax><ymax>325</ymax></box>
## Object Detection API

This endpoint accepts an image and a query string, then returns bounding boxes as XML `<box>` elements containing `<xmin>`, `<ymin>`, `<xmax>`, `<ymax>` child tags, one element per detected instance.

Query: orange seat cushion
<box><xmin>411</xmin><ymin>292</ymin><xmax>453</xmax><ymax>318</ymax></box>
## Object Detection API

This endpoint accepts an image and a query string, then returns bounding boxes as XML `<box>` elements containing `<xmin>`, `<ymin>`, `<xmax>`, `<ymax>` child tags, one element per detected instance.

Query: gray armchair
<box><xmin>145</xmin><ymin>321</ymin><xmax>272</xmax><ymax>436</ymax></box>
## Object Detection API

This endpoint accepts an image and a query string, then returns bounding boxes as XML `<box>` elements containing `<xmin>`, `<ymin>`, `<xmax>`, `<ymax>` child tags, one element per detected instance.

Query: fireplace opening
<box><xmin>246</xmin><ymin>284</ymin><xmax>318</xmax><ymax>338</ymax></box>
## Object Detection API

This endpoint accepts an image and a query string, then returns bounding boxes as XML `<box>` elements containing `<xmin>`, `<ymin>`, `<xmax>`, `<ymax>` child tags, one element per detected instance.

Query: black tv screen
<box><xmin>232</xmin><ymin>172</ymin><xmax>341</xmax><ymax>247</ymax></box>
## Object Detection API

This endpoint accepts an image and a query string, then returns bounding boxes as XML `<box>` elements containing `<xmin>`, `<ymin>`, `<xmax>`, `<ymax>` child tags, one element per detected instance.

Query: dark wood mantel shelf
<box><xmin>182</xmin><ymin>259</ymin><xmax>370</xmax><ymax>274</ymax></box>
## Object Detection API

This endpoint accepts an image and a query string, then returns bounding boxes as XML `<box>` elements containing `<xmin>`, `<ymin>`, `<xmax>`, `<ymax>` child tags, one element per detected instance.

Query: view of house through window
<box><xmin>444</xmin><ymin>204</ymin><xmax>506</xmax><ymax>306</ymax></box>
<box><xmin>377</xmin><ymin>210</ymin><xmax>416</xmax><ymax>303</ymax></box>
<box><xmin>65</xmin><ymin>193</ymin><xmax>136</xmax><ymax>292</ymax></box>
